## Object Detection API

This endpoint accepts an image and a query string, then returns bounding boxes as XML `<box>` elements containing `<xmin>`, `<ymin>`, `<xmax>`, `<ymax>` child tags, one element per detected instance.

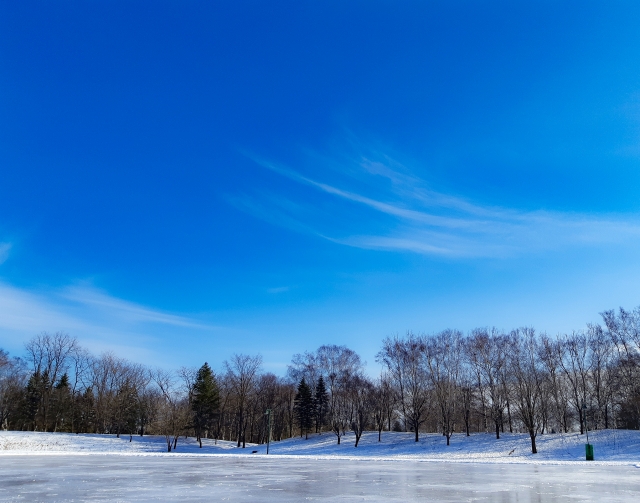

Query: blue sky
<box><xmin>1</xmin><ymin>1</ymin><xmax>640</xmax><ymax>374</ymax></box>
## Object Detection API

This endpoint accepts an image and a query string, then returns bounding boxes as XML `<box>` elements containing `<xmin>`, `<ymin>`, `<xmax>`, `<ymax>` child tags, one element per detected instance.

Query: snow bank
<box><xmin>1</xmin><ymin>429</ymin><xmax>639</xmax><ymax>465</ymax></box>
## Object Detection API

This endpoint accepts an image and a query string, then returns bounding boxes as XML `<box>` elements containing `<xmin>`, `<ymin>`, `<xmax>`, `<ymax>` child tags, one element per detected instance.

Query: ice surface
<box><xmin>0</xmin><ymin>455</ymin><xmax>638</xmax><ymax>502</ymax></box>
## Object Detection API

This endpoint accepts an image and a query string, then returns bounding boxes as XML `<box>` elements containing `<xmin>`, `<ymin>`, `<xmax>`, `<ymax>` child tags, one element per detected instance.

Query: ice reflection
<box><xmin>0</xmin><ymin>456</ymin><xmax>637</xmax><ymax>502</ymax></box>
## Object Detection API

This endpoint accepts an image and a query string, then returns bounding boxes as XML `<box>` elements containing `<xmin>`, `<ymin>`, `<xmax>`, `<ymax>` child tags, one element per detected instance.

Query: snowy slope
<box><xmin>0</xmin><ymin>431</ymin><xmax>241</xmax><ymax>455</ymax></box>
<box><xmin>1</xmin><ymin>429</ymin><xmax>639</xmax><ymax>465</ymax></box>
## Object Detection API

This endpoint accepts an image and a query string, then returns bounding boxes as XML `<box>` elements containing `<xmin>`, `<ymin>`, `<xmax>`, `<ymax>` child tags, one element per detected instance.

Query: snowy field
<box><xmin>1</xmin><ymin>429</ymin><xmax>639</xmax><ymax>464</ymax></box>
<box><xmin>1</xmin><ymin>431</ymin><xmax>639</xmax><ymax>502</ymax></box>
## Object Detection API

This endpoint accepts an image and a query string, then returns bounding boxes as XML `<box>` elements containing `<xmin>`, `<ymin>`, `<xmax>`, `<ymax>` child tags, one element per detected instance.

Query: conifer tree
<box><xmin>24</xmin><ymin>371</ymin><xmax>43</xmax><ymax>431</ymax></box>
<box><xmin>113</xmin><ymin>379</ymin><xmax>138</xmax><ymax>440</ymax></box>
<box><xmin>192</xmin><ymin>362</ymin><xmax>220</xmax><ymax>447</ymax></box>
<box><xmin>23</xmin><ymin>371</ymin><xmax>50</xmax><ymax>431</ymax></box>
<box><xmin>314</xmin><ymin>375</ymin><xmax>328</xmax><ymax>433</ymax></box>
<box><xmin>51</xmin><ymin>373</ymin><xmax>71</xmax><ymax>432</ymax></box>
<box><xmin>294</xmin><ymin>378</ymin><xmax>314</xmax><ymax>439</ymax></box>
<box><xmin>78</xmin><ymin>388</ymin><xmax>96</xmax><ymax>434</ymax></box>
<box><xmin>55</xmin><ymin>373</ymin><xmax>69</xmax><ymax>389</ymax></box>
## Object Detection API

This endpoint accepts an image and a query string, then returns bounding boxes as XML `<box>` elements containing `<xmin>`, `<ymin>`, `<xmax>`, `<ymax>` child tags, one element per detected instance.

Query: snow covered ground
<box><xmin>1</xmin><ymin>431</ymin><xmax>639</xmax><ymax>501</ymax></box>
<box><xmin>1</xmin><ymin>429</ymin><xmax>639</xmax><ymax>465</ymax></box>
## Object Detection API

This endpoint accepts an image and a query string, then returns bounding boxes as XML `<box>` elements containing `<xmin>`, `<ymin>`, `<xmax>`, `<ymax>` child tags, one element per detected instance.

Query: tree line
<box><xmin>0</xmin><ymin>306</ymin><xmax>639</xmax><ymax>453</ymax></box>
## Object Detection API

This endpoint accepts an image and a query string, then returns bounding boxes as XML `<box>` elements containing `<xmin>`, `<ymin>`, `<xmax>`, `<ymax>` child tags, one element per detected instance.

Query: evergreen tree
<box><xmin>294</xmin><ymin>378</ymin><xmax>314</xmax><ymax>439</ymax></box>
<box><xmin>39</xmin><ymin>371</ymin><xmax>52</xmax><ymax>431</ymax></box>
<box><xmin>23</xmin><ymin>371</ymin><xmax>50</xmax><ymax>431</ymax></box>
<box><xmin>314</xmin><ymin>375</ymin><xmax>328</xmax><ymax>433</ymax></box>
<box><xmin>113</xmin><ymin>379</ymin><xmax>138</xmax><ymax>440</ymax></box>
<box><xmin>78</xmin><ymin>388</ymin><xmax>96</xmax><ymax>434</ymax></box>
<box><xmin>23</xmin><ymin>371</ymin><xmax>43</xmax><ymax>431</ymax></box>
<box><xmin>192</xmin><ymin>362</ymin><xmax>220</xmax><ymax>447</ymax></box>
<box><xmin>55</xmin><ymin>373</ymin><xmax>70</xmax><ymax>389</ymax></box>
<box><xmin>51</xmin><ymin>373</ymin><xmax>72</xmax><ymax>432</ymax></box>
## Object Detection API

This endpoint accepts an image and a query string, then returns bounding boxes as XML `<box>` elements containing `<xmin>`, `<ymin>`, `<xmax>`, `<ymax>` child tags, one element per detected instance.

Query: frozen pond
<box><xmin>0</xmin><ymin>455</ymin><xmax>637</xmax><ymax>502</ymax></box>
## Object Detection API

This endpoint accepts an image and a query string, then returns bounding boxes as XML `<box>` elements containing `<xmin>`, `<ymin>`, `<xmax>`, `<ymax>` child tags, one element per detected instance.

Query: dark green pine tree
<box><xmin>114</xmin><ymin>380</ymin><xmax>138</xmax><ymax>441</ymax></box>
<box><xmin>23</xmin><ymin>371</ymin><xmax>50</xmax><ymax>431</ymax></box>
<box><xmin>192</xmin><ymin>362</ymin><xmax>220</xmax><ymax>448</ymax></box>
<box><xmin>51</xmin><ymin>373</ymin><xmax>72</xmax><ymax>432</ymax></box>
<box><xmin>24</xmin><ymin>371</ymin><xmax>44</xmax><ymax>431</ymax></box>
<box><xmin>314</xmin><ymin>375</ymin><xmax>329</xmax><ymax>433</ymax></box>
<box><xmin>55</xmin><ymin>373</ymin><xmax>70</xmax><ymax>389</ymax></box>
<box><xmin>78</xmin><ymin>388</ymin><xmax>96</xmax><ymax>434</ymax></box>
<box><xmin>294</xmin><ymin>378</ymin><xmax>314</xmax><ymax>439</ymax></box>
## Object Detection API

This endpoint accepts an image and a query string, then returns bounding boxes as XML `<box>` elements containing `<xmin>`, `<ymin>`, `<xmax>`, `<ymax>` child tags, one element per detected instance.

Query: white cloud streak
<box><xmin>245</xmin><ymin>155</ymin><xmax>640</xmax><ymax>258</ymax></box>
<box><xmin>60</xmin><ymin>286</ymin><xmax>212</xmax><ymax>330</ymax></box>
<box><xmin>0</xmin><ymin>242</ymin><xmax>11</xmax><ymax>264</ymax></box>
<box><xmin>0</xmin><ymin>282</ymin><xmax>220</xmax><ymax>364</ymax></box>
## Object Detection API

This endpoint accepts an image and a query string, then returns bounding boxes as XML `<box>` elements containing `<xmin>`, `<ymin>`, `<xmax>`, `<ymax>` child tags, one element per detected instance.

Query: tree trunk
<box><xmin>482</xmin><ymin>402</ymin><xmax>487</xmax><ymax>431</ymax></box>
<box><xmin>495</xmin><ymin>421</ymin><xmax>500</xmax><ymax>440</ymax></box>
<box><xmin>414</xmin><ymin>428</ymin><xmax>419</xmax><ymax>442</ymax></box>
<box><xmin>237</xmin><ymin>413</ymin><xmax>244</xmax><ymax>447</ymax></box>
<box><xmin>529</xmin><ymin>430</ymin><xmax>537</xmax><ymax>454</ymax></box>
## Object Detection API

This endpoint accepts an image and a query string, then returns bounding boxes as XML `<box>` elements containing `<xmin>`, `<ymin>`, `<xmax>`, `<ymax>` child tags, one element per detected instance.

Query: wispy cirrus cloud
<box><xmin>0</xmin><ymin>242</ymin><xmax>11</xmax><ymax>264</ymax></box>
<box><xmin>239</xmin><ymin>153</ymin><xmax>640</xmax><ymax>258</ymax></box>
<box><xmin>59</xmin><ymin>286</ymin><xmax>212</xmax><ymax>330</ymax></box>
<box><xmin>0</xmin><ymin>281</ymin><xmax>220</xmax><ymax>364</ymax></box>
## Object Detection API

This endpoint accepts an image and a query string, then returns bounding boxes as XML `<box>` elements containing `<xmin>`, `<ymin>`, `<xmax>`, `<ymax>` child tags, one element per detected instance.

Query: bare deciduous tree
<box><xmin>371</xmin><ymin>373</ymin><xmax>394</xmax><ymax>442</ymax></box>
<box><xmin>346</xmin><ymin>374</ymin><xmax>372</xmax><ymax>447</ymax></box>
<box><xmin>151</xmin><ymin>368</ymin><xmax>189</xmax><ymax>452</ymax></box>
<box><xmin>378</xmin><ymin>333</ymin><xmax>430</xmax><ymax>441</ymax></box>
<box><xmin>24</xmin><ymin>332</ymin><xmax>79</xmax><ymax>431</ymax></box>
<box><xmin>425</xmin><ymin>330</ymin><xmax>464</xmax><ymax>445</ymax></box>
<box><xmin>467</xmin><ymin>328</ymin><xmax>509</xmax><ymax>438</ymax></box>
<box><xmin>224</xmin><ymin>354</ymin><xmax>262</xmax><ymax>448</ymax></box>
<box><xmin>509</xmin><ymin>328</ymin><xmax>545</xmax><ymax>454</ymax></box>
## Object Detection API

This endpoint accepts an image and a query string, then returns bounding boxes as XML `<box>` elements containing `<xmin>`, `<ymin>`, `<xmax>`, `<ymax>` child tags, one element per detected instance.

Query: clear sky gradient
<box><xmin>1</xmin><ymin>1</ymin><xmax>640</xmax><ymax>374</ymax></box>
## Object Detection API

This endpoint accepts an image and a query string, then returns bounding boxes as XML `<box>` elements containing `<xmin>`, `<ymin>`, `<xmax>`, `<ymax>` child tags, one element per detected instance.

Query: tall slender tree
<box><xmin>314</xmin><ymin>375</ymin><xmax>328</xmax><ymax>433</ymax></box>
<box><xmin>51</xmin><ymin>373</ymin><xmax>72</xmax><ymax>432</ymax></box>
<box><xmin>294</xmin><ymin>378</ymin><xmax>314</xmax><ymax>439</ymax></box>
<box><xmin>224</xmin><ymin>354</ymin><xmax>262</xmax><ymax>448</ymax></box>
<box><xmin>509</xmin><ymin>328</ymin><xmax>545</xmax><ymax>454</ymax></box>
<box><xmin>191</xmin><ymin>362</ymin><xmax>220</xmax><ymax>448</ymax></box>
